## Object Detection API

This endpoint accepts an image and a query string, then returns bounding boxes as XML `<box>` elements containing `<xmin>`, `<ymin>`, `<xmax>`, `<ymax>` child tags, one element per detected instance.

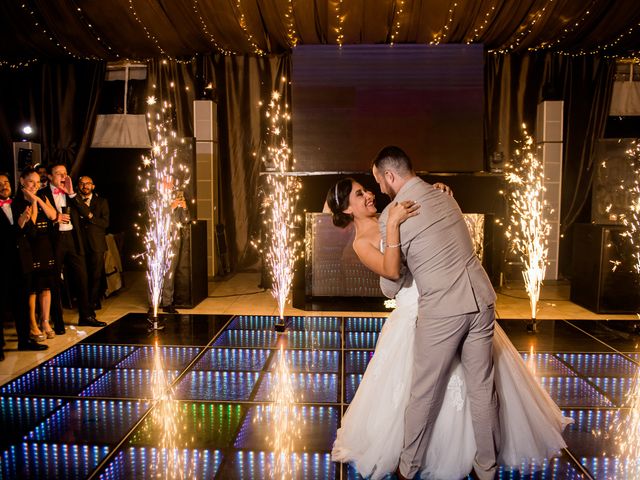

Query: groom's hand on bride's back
<box><xmin>433</xmin><ymin>182</ymin><xmax>453</xmax><ymax>196</ymax></box>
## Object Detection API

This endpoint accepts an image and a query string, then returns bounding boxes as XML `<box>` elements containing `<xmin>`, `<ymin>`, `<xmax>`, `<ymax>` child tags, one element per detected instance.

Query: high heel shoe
<box><xmin>30</xmin><ymin>331</ymin><xmax>46</xmax><ymax>342</ymax></box>
<box><xmin>42</xmin><ymin>321</ymin><xmax>56</xmax><ymax>339</ymax></box>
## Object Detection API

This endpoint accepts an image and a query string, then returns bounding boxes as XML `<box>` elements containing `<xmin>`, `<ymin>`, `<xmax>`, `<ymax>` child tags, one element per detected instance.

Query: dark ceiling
<box><xmin>1</xmin><ymin>0</ymin><xmax>640</xmax><ymax>64</ymax></box>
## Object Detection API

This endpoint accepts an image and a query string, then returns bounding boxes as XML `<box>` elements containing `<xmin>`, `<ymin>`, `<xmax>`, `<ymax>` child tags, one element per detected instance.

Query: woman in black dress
<box><xmin>15</xmin><ymin>168</ymin><xmax>58</xmax><ymax>340</ymax></box>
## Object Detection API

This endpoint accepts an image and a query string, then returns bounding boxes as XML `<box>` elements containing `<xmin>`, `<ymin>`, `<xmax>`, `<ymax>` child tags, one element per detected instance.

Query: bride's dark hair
<box><xmin>326</xmin><ymin>177</ymin><xmax>355</xmax><ymax>228</ymax></box>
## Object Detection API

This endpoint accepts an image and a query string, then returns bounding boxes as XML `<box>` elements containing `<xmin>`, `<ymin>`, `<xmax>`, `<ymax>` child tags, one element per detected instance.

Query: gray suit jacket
<box><xmin>379</xmin><ymin>176</ymin><xmax>496</xmax><ymax>318</ymax></box>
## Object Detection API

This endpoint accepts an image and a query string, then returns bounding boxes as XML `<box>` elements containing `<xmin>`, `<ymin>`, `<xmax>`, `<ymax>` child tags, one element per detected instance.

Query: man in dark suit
<box><xmin>0</xmin><ymin>172</ymin><xmax>48</xmax><ymax>358</ymax></box>
<box><xmin>78</xmin><ymin>176</ymin><xmax>109</xmax><ymax>311</ymax></box>
<box><xmin>44</xmin><ymin>162</ymin><xmax>105</xmax><ymax>332</ymax></box>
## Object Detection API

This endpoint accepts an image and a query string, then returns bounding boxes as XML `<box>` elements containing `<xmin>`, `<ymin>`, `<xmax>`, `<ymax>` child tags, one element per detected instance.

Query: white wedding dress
<box><xmin>332</xmin><ymin>280</ymin><xmax>573</xmax><ymax>480</ymax></box>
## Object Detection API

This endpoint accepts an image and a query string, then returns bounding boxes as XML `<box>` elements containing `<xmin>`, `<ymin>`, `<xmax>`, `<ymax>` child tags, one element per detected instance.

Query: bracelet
<box><xmin>386</xmin><ymin>242</ymin><xmax>401</xmax><ymax>248</ymax></box>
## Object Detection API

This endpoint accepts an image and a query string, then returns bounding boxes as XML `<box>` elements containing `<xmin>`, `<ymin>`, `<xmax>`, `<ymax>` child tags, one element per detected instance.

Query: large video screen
<box><xmin>292</xmin><ymin>44</ymin><xmax>484</xmax><ymax>173</ymax></box>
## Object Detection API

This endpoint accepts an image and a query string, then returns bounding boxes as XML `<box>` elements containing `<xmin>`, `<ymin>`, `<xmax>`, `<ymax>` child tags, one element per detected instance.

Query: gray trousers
<box><xmin>399</xmin><ymin>305</ymin><xmax>500</xmax><ymax>480</ymax></box>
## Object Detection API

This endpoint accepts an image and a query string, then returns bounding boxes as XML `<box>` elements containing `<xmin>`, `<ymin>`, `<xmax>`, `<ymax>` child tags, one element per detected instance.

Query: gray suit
<box><xmin>379</xmin><ymin>176</ymin><xmax>500</xmax><ymax>480</ymax></box>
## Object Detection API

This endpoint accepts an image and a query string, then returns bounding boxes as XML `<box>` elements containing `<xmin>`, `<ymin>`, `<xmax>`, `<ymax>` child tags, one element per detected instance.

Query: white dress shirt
<box><xmin>1</xmin><ymin>202</ymin><xmax>13</xmax><ymax>225</ymax></box>
<box><xmin>50</xmin><ymin>185</ymin><xmax>73</xmax><ymax>232</ymax></box>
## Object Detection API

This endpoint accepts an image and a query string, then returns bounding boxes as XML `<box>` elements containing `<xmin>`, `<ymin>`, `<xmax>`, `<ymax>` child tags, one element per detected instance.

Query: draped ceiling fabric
<box><xmin>1</xmin><ymin>0</ymin><xmax>639</xmax><ymax>273</ymax></box>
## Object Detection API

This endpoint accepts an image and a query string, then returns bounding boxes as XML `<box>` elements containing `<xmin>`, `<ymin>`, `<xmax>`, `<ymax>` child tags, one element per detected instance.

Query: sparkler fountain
<box><xmin>505</xmin><ymin>125</ymin><xmax>551</xmax><ymax>333</ymax></box>
<box><xmin>255</xmin><ymin>88</ymin><xmax>302</xmax><ymax>332</ymax></box>
<box><xmin>621</xmin><ymin>140</ymin><xmax>640</xmax><ymax>277</ymax></box>
<box><xmin>138</xmin><ymin>95</ymin><xmax>190</xmax><ymax>331</ymax></box>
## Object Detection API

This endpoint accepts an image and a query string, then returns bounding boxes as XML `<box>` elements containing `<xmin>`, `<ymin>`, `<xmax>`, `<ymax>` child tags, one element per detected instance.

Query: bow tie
<box><xmin>53</xmin><ymin>188</ymin><xmax>65</xmax><ymax>195</ymax></box>
<box><xmin>0</xmin><ymin>198</ymin><xmax>11</xmax><ymax>207</ymax></box>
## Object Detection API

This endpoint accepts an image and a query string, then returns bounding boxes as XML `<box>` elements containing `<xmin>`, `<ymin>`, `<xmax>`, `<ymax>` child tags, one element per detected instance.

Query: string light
<box><xmin>335</xmin><ymin>0</ymin><xmax>345</xmax><ymax>47</ymax></box>
<box><xmin>390</xmin><ymin>0</ymin><xmax>405</xmax><ymax>46</ymax></box>
<box><xmin>528</xmin><ymin>0</ymin><xmax>595</xmax><ymax>52</ymax></box>
<box><xmin>70</xmin><ymin>0</ymin><xmax>119</xmax><ymax>58</ymax></box>
<box><xmin>20</xmin><ymin>0</ymin><xmax>99</xmax><ymax>61</ymax></box>
<box><xmin>192</xmin><ymin>0</ymin><xmax>235</xmax><ymax>55</ymax></box>
<box><xmin>285</xmin><ymin>0</ymin><xmax>299</xmax><ymax>47</ymax></box>
<box><xmin>232</xmin><ymin>0</ymin><xmax>265</xmax><ymax>55</ymax></box>
<box><xmin>128</xmin><ymin>0</ymin><xmax>167</xmax><ymax>56</ymax></box>
<box><xmin>489</xmin><ymin>2</ymin><xmax>554</xmax><ymax>54</ymax></box>
<box><xmin>466</xmin><ymin>5</ymin><xmax>496</xmax><ymax>44</ymax></box>
<box><xmin>430</xmin><ymin>2</ymin><xmax>458</xmax><ymax>45</ymax></box>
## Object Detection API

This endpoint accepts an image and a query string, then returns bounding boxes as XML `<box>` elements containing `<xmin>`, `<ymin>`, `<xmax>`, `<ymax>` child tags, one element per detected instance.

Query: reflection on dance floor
<box><xmin>1</xmin><ymin>313</ymin><xmax>639</xmax><ymax>479</ymax></box>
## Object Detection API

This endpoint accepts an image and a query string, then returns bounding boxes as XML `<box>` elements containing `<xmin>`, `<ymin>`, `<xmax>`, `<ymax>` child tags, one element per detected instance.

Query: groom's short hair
<box><xmin>372</xmin><ymin>146</ymin><xmax>413</xmax><ymax>177</ymax></box>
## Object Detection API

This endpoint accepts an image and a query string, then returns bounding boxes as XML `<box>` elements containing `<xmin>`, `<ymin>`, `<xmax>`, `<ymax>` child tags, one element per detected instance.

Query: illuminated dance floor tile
<box><xmin>345</xmin><ymin>331</ymin><xmax>379</xmax><ymax>349</ymax></box>
<box><xmin>1</xmin><ymin>442</ymin><xmax>110</xmax><ymax>479</ymax></box>
<box><xmin>268</xmin><ymin>350</ymin><xmax>340</xmax><ymax>373</ymax></box>
<box><xmin>114</xmin><ymin>346</ymin><xmax>202</xmax><ymax>370</ymax></box>
<box><xmin>345</xmin><ymin>317</ymin><xmax>386</xmax><ymax>332</ymax></box>
<box><xmin>26</xmin><ymin>399</ymin><xmax>149</xmax><ymax>444</ymax></box>
<box><xmin>580</xmin><ymin>456</ymin><xmax>640</xmax><ymax>480</ymax></box>
<box><xmin>285</xmin><ymin>331</ymin><xmax>341</xmax><ymax>349</ymax></box>
<box><xmin>45</xmin><ymin>345</ymin><xmax>135</xmax><ymax>369</ymax></box>
<box><xmin>0</xmin><ymin>367</ymin><xmax>104</xmax><ymax>396</ymax></box>
<box><xmin>561</xmin><ymin>409</ymin><xmax>621</xmax><ymax>457</ymax></box>
<box><xmin>174</xmin><ymin>370</ymin><xmax>260</xmax><ymax>401</ymax></box>
<box><xmin>192</xmin><ymin>348</ymin><xmax>270</xmax><ymax>371</ymax></box>
<box><xmin>557</xmin><ymin>353</ymin><xmax>639</xmax><ymax>377</ymax></box>
<box><xmin>0</xmin><ymin>397</ymin><xmax>65</xmax><ymax>447</ymax></box>
<box><xmin>345</xmin><ymin>351</ymin><xmax>374</xmax><ymax>374</ymax></box>
<box><xmin>79</xmin><ymin>369</ymin><xmax>180</xmax><ymax>399</ymax></box>
<box><xmin>214</xmin><ymin>330</ymin><xmax>278</xmax><ymax>348</ymax></box>
<box><xmin>97</xmin><ymin>446</ymin><xmax>221</xmax><ymax>480</ymax></box>
<box><xmin>129</xmin><ymin>402</ymin><xmax>245</xmax><ymax>449</ymax></box>
<box><xmin>220</xmin><ymin>450</ymin><xmax>335</xmax><ymax>480</ymax></box>
<box><xmin>588</xmin><ymin>377</ymin><xmax>636</xmax><ymax>406</ymax></box>
<box><xmin>519</xmin><ymin>353</ymin><xmax>577</xmax><ymax>377</ymax></box>
<box><xmin>254</xmin><ymin>372</ymin><xmax>339</xmax><ymax>403</ymax></box>
<box><xmin>537</xmin><ymin>376</ymin><xmax>612</xmax><ymax>407</ymax></box>
<box><xmin>234</xmin><ymin>405</ymin><xmax>339</xmax><ymax>450</ymax></box>
<box><xmin>345</xmin><ymin>374</ymin><xmax>363</xmax><ymax>403</ymax></box>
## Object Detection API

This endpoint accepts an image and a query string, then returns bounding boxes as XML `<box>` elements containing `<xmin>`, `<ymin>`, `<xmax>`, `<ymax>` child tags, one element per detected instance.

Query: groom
<box><xmin>374</xmin><ymin>146</ymin><xmax>500</xmax><ymax>480</ymax></box>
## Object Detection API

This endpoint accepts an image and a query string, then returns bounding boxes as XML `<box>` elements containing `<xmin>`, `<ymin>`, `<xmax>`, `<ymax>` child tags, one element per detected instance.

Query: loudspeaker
<box><xmin>12</xmin><ymin>141</ymin><xmax>41</xmax><ymax>186</ymax></box>
<box><xmin>570</xmin><ymin>223</ymin><xmax>640</xmax><ymax>313</ymax></box>
<box><xmin>536</xmin><ymin>100</ymin><xmax>563</xmax><ymax>280</ymax></box>
<box><xmin>193</xmin><ymin>100</ymin><xmax>218</xmax><ymax>277</ymax></box>
<box><xmin>173</xmin><ymin>220</ymin><xmax>208</xmax><ymax>308</ymax></box>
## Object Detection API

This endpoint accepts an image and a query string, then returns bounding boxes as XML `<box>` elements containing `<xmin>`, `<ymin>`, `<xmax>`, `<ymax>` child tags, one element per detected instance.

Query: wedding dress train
<box><xmin>332</xmin><ymin>281</ymin><xmax>573</xmax><ymax>480</ymax></box>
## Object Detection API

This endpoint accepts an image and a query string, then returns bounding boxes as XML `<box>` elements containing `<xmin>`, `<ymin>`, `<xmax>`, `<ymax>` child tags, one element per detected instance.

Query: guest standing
<box><xmin>78</xmin><ymin>176</ymin><xmax>109</xmax><ymax>311</ymax></box>
<box><xmin>14</xmin><ymin>169</ymin><xmax>59</xmax><ymax>342</ymax></box>
<box><xmin>0</xmin><ymin>172</ymin><xmax>48</xmax><ymax>358</ymax></box>
<box><xmin>44</xmin><ymin>162</ymin><xmax>105</xmax><ymax>332</ymax></box>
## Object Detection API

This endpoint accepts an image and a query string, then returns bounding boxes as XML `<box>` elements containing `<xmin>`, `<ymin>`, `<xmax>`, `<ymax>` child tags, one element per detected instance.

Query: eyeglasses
<box><xmin>78</xmin><ymin>182</ymin><xmax>93</xmax><ymax>186</ymax></box>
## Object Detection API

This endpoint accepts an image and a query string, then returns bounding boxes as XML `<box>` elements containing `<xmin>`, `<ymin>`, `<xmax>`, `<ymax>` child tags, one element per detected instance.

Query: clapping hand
<box><xmin>22</xmin><ymin>187</ymin><xmax>38</xmax><ymax>203</ymax></box>
<box><xmin>388</xmin><ymin>200</ymin><xmax>420</xmax><ymax>226</ymax></box>
<box><xmin>18</xmin><ymin>205</ymin><xmax>32</xmax><ymax>228</ymax></box>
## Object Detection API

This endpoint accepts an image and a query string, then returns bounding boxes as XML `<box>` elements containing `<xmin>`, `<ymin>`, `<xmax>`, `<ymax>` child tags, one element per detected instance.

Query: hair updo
<box><xmin>326</xmin><ymin>177</ymin><xmax>355</xmax><ymax>228</ymax></box>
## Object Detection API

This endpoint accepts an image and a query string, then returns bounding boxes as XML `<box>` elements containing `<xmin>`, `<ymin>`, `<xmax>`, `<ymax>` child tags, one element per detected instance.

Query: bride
<box><xmin>326</xmin><ymin>177</ymin><xmax>573</xmax><ymax>480</ymax></box>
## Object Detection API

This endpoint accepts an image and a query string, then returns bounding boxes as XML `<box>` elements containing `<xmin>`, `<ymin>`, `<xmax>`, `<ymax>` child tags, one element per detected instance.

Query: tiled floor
<box><xmin>1</xmin><ymin>272</ymin><xmax>640</xmax><ymax>479</ymax></box>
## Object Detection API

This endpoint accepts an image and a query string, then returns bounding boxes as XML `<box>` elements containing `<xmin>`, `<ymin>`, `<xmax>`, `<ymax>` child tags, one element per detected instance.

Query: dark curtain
<box><xmin>0</xmin><ymin>60</ymin><xmax>105</xmax><ymax>179</ymax></box>
<box><xmin>206</xmin><ymin>53</ymin><xmax>291</xmax><ymax>271</ymax></box>
<box><xmin>148</xmin><ymin>55</ymin><xmax>290</xmax><ymax>273</ymax></box>
<box><xmin>486</xmin><ymin>52</ymin><xmax>615</xmax><ymax>277</ymax></box>
<box><xmin>146</xmin><ymin>59</ymin><xmax>198</xmax><ymax>138</ymax></box>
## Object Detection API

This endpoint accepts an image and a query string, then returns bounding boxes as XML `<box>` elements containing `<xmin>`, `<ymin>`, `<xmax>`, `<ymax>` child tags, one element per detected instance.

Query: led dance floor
<box><xmin>1</xmin><ymin>314</ymin><xmax>639</xmax><ymax>479</ymax></box>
